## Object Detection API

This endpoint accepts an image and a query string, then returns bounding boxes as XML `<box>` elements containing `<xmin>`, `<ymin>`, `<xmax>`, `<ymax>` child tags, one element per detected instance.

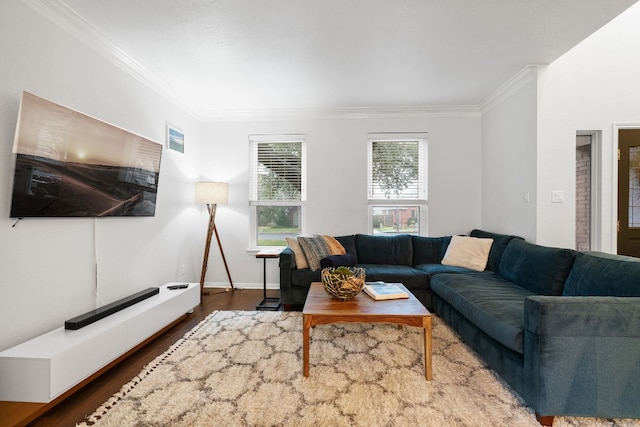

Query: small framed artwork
<box><xmin>167</xmin><ymin>124</ymin><xmax>185</xmax><ymax>153</ymax></box>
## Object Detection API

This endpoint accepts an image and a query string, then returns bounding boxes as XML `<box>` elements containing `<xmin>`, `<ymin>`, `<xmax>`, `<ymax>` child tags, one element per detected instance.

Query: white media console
<box><xmin>0</xmin><ymin>282</ymin><xmax>200</xmax><ymax>403</ymax></box>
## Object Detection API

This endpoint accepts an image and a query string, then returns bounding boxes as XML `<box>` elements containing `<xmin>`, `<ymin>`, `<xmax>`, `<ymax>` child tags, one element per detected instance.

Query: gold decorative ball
<box><xmin>321</xmin><ymin>267</ymin><xmax>366</xmax><ymax>301</ymax></box>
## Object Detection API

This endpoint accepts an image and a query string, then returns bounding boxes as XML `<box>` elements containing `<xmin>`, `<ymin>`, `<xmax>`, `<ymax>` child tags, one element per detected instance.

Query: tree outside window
<box><xmin>371</xmin><ymin>141</ymin><xmax>419</xmax><ymax>199</ymax></box>
<box><xmin>250</xmin><ymin>136</ymin><xmax>305</xmax><ymax>247</ymax></box>
<box><xmin>368</xmin><ymin>134</ymin><xmax>427</xmax><ymax>235</ymax></box>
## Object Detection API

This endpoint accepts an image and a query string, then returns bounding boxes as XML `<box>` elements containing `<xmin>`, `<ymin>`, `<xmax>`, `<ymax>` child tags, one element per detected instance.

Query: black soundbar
<box><xmin>64</xmin><ymin>287</ymin><xmax>160</xmax><ymax>330</ymax></box>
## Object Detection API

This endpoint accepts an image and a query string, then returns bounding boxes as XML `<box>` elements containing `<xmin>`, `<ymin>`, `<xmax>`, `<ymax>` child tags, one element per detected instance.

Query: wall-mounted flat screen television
<box><xmin>10</xmin><ymin>92</ymin><xmax>162</xmax><ymax>218</ymax></box>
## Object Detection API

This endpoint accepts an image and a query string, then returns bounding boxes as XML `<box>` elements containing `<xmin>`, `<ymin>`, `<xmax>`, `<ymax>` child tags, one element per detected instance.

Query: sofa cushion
<box><xmin>498</xmin><ymin>239</ymin><xmax>576</xmax><ymax>296</ymax></box>
<box><xmin>441</xmin><ymin>235</ymin><xmax>493</xmax><ymax>271</ymax></box>
<box><xmin>358</xmin><ymin>264</ymin><xmax>429</xmax><ymax>289</ymax></box>
<box><xmin>411</xmin><ymin>235</ymin><xmax>450</xmax><ymax>265</ymax></box>
<box><xmin>297</xmin><ymin>236</ymin><xmax>332</xmax><ymax>271</ymax></box>
<box><xmin>431</xmin><ymin>272</ymin><xmax>537</xmax><ymax>354</ymax></box>
<box><xmin>318</xmin><ymin>235</ymin><xmax>346</xmax><ymax>255</ymax></box>
<box><xmin>335</xmin><ymin>235</ymin><xmax>358</xmax><ymax>262</ymax></box>
<box><xmin>413</xmin><ymin>263</ymin><xmax>479</xmax><ymax>275</ymax></box>
<box><xmin>563</xmin><ymin>251</ymin><xmax>640</xmax><ymax>296</ymax></box>
<box><xmin>470</xmin><ymin>229</ymin><xmax>524</xmax><ymax>272</ymax></box>
<box><xmin>355</xmin><ymin>234</ymin><xmax>413</xmax><ymax>266</ymax></box>
<box><xmin>285</xmin><ymin>236</ymin><xmax>309</xmax><ymax>269</ymax></box>
<box><xmin>320</xmin><ymin>253</ymin><xmax>357</xmax><ymax>269</ymax></box>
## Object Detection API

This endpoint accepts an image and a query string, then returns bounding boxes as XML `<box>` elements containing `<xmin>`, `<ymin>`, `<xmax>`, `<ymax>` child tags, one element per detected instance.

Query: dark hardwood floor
<box><xmin>5</xmin><ymin>288</ymin><xmax>279</xmax><ymax>427</ymax></box>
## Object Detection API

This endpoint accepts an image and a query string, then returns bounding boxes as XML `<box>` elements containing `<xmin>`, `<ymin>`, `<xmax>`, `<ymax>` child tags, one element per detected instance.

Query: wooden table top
<box><xmin>303</xmin><ymin>282</ymin><xmax>430</xmax><ymax>317</ymax></box>
<box><xmin>255</xmin><ymin>248</ymin><xmax>282</xmax><ymax>259</ymax></box>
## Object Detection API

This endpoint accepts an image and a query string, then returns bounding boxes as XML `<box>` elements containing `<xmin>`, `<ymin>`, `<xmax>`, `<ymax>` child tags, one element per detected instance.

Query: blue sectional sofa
<box><xmin>280</xmin><ymin>233</ymin><xmax>467</xmax><ymax>308</ymax></box>
<box><xmin>279</xmin><ymin>230</ymin><xmax>640</xmax><ymax>424</ymax></box>
<box><xmin>279</xmin><ymin>230</ymin><xmax>518</xmax><ymax>308</ymax></box>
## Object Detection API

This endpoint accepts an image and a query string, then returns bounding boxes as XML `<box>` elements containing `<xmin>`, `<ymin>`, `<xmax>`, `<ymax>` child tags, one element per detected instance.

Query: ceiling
<box><xmin>49</xmin><ymin>0</ymin><xmax>639</xmax><ymax>118</ymax></box>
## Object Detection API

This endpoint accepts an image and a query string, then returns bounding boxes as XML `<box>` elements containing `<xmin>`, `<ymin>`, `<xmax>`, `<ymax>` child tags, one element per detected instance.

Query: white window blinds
<box><xmin>367</xmin><ymin>134</ymin><xmax>427</xmax><ymax>200</ymax></box>
<box><xmin>249</xmin><ymin>135</ymin><xmax>306</xmax><ymax>202</ymax></box>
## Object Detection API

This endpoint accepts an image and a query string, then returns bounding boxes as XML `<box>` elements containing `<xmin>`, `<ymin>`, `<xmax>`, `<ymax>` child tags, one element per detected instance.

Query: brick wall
<box><xmin>576</xmin><ymin>143</ymin><xmax>591</xmax><ymax>251</ymax></box>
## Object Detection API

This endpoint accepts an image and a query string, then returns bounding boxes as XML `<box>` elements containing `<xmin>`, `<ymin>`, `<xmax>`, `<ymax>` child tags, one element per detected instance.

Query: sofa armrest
<box><xmin>279</xmin><ymin>247</ymin><xmax>297</xmax><ymax>270</ymax></box>
<box><xmin>279</xmin><ymin>247</ymin><xmax>296</xmax><ymax>304</ymax></box>
<box><xmin>523</xmin><ymin>296</ymin><xmax>640</xmax><ymax>418</ymax></box>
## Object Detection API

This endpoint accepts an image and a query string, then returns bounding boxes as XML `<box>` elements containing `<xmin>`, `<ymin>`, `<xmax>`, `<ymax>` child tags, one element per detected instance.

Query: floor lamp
<box><xmin>196</xmin><ymin>182</ymin><xmax>234</xmax><ymax>295</ymax></box>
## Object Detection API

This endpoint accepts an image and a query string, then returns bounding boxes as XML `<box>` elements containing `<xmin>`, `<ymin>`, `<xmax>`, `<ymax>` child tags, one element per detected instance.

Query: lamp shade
<box><xmin>195</xmin><ymin>182</ymin><xmax>228</xmax><ymax>205</ymax></box>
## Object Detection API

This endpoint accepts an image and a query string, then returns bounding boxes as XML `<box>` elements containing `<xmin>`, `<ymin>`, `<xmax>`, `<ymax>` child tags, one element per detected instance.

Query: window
<box><xmin>249</xmin><ymin>135</ymin><xmax>306</xmax><ymax>247</ymax></box>
<box><xmin>367</xmin><ymin>133</ymin><xmax>427</xmax><ymax>235</ymax></box>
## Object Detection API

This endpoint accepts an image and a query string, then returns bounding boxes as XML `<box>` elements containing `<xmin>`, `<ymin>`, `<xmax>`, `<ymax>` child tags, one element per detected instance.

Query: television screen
<box><xmin>10</xmin><ymin>92</ymin><xmax>162</xmax><ymax>217</ymax></box>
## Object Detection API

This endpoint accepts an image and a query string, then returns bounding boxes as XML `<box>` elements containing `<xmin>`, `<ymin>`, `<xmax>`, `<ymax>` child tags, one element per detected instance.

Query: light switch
<box><xmin>551</xmin><ymin>190</ymin><xmax>565</xmax><ymax>203</ymax></box>
<box><xmin>523</xmin><ymin>192</ymin><xmax>530</xmax><ymax>203</ymax></box>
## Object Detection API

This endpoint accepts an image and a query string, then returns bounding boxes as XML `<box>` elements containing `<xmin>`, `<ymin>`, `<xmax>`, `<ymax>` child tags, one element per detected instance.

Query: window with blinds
<box><xmin>250</xmin><ymin>140</ymin><xmax>304</xmax><ymax>202</ymax></box>
<box><xmin>367</xmin><ymin>133</ymin><xmax>427</xmax><ymax>235</ymax></box>
<box><xmin>368</xmin><ymin>138</ymin><xmax>426</xmax><ymax>200</ymax></box>
<box><xmin>249</xmin><ymin>135</ymin><xmax>306</xmax><ymax>247</ymax></box>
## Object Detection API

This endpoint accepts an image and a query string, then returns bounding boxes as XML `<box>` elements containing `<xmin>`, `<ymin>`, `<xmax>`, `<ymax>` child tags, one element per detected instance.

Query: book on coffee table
<box><xmin>363</xmin><ymin>282</ymin><xmax>409</xmax><ymax>300</ymax></box>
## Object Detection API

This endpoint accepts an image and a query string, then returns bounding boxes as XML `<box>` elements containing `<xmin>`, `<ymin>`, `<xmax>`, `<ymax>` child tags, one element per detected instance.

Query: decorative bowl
<box><xmin>321</xmin><ymin>267</ymin><xmax>366</xmax><ymax>301</ymax></box>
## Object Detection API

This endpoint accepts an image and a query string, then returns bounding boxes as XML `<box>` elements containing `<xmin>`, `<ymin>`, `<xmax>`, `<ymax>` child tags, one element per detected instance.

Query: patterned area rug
<box><xmin>79</xmin><ymin>311</ymin><xmax>640</xmax><ymax>427</ymax></box>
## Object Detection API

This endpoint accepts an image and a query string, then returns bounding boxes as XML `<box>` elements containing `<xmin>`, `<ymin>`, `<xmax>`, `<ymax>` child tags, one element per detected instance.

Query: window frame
<box><xmin>249</xmin><ymin>134</ymin><xmax>306</xmax><ymax>249</ymax></box>
<box><xmin>367</xmin><ymin>133</ymin><xmax>428</xmax><ymax>236</ymax></box>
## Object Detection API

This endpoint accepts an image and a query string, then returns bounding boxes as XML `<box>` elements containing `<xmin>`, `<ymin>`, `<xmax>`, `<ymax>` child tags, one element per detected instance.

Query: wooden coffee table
<box><xmin>302</xmin><ymin>282</ymin><xmax>432</xmax><ymax>380</ymax></box>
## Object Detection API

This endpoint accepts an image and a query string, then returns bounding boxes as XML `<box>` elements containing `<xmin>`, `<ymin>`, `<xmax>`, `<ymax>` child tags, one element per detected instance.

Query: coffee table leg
<box><xmin>303</xmin><ymin>314</ymin><xmax>311</xmax><ymax>377</ymax></box>
<box><xmin>424</xmin><ymin>316</ymin><xmax>432</xmax><ymax>380</ymax></box>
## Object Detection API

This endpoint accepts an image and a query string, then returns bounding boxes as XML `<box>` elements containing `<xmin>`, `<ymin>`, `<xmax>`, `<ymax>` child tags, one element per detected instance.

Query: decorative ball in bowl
<box><xmin>321</xmin><ymin>266</ymin><xmax>366</xmax><ymax>301</ymax></box>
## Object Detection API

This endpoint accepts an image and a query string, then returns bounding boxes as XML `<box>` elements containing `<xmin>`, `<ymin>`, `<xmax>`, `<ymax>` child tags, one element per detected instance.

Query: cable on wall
<box><xmin>93</xmin><ymin>217</ymin><xmax>103</xmax><ymax>307</ymax></box>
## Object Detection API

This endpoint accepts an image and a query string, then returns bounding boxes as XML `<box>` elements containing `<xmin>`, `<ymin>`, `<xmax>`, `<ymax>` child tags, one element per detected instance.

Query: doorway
<box><xmin>576</xmin><ymin>131</ymin><xmax>601</xmax><ymax>251</ymax></box>
<box><xmin>575</xmin><ymin>135</ymin><xmax>592</xmax><ymax>251</ymax></box>
<box><xmin>618</xmin><ymin>128</ymin><xmax>640</xmax><ymax>257</ymax></box>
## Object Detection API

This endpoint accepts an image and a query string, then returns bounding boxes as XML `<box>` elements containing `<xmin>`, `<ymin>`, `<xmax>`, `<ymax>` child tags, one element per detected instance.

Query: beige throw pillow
<box><xmin>441</xmin><ymin>235</ymin><xmax>494</xmax><ymax>272</ymax></box>
<box><xmin>285</xmin><ymin>236</ymin><xmax>309</xmax><ymax>269</ymax></box>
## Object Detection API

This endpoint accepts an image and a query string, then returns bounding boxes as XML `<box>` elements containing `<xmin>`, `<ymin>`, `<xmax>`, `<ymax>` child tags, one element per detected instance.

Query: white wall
<box><xmin>0</xmin><ymin>2</ymin><xmax>203</xmax><ymax>350</ymax></box>
<box><xmin>480</xmin><ymin>68</ymin><xmax>538</xmax><ymax>242</ymax></box>
<box><xmin>536</xmin><ymin>1</ymin><xmax>640</xmax><ymax>250</ymax></box>
<box><xmin>480</xmin><ymin>1</ymin><xmax>640</xmax><ymax>248</ymax></box>
<box><xmin>0</xmin><ymin>2</ymin><xmax>483</xmax><ymax>352</ymax></box>
<box><xmin>200</xmin><ymin>113</ymin><xmax>483</xmax><ymax>288</ymax></box>
<box><xmin>3</xmin><ymin>0</ymin><xmax>636</xmax><ymax>354</ymax></box>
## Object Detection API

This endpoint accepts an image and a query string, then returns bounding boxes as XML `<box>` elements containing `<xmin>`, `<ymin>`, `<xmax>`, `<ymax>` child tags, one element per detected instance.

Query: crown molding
<box><xmin>23</xmin><ymin>0</ymin><xmax>482</xmax><ymax>122</ymax></box>
<box><xmin>480</xmin><ymin>65</ymin><xmax>540</xmax><ymax>114</ymax></box>
<box><xmin>200</xmin><ymin>105</ymin><xmax>481</xmax><ymax>122</ymax></box>
<box><xmin>22</xmin><ymin>0</ymin><xmax>202</xmax><ymax>118</ymax></box>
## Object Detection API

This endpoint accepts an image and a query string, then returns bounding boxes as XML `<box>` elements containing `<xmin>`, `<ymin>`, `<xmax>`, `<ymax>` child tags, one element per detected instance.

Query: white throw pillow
<box><xmin>285</xmin><ymin>236</ymin><xmax>309</xmax><ymax>269</ymax></box>
<box><xmin>441</xmin><ymin>235</ymin><xmax>494</xmax><ymax>272</ymax></box>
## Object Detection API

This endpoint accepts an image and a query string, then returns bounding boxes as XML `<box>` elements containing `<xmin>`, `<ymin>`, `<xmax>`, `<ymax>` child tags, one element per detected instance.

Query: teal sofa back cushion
<box><xmin>335</xmin><ymin>235</ymin><xmax>358</xmax><ymax>262</ymax></box>
<box><xmin>498</xmin><ymin>239</ymin><xmax>576</xmax><ymax>295</ymax></box>
<box><xmin>470</xmin><ymin>229</ymin><xmax>523</xmax><ymax>272</ymax></box>
<box><xmin>563</xmin><ymin>252</ymin><xmax>640</xmax><ymax>296</ymax></box>
<box><xmin>355</xmin><ymin>234</ymin><xmax>413</xmax><ymax>266</ymax></box>
<box><xmin>411</xmin><ymin>235</ymin><xmax>450</xmax><ymax>265</ymax></box>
